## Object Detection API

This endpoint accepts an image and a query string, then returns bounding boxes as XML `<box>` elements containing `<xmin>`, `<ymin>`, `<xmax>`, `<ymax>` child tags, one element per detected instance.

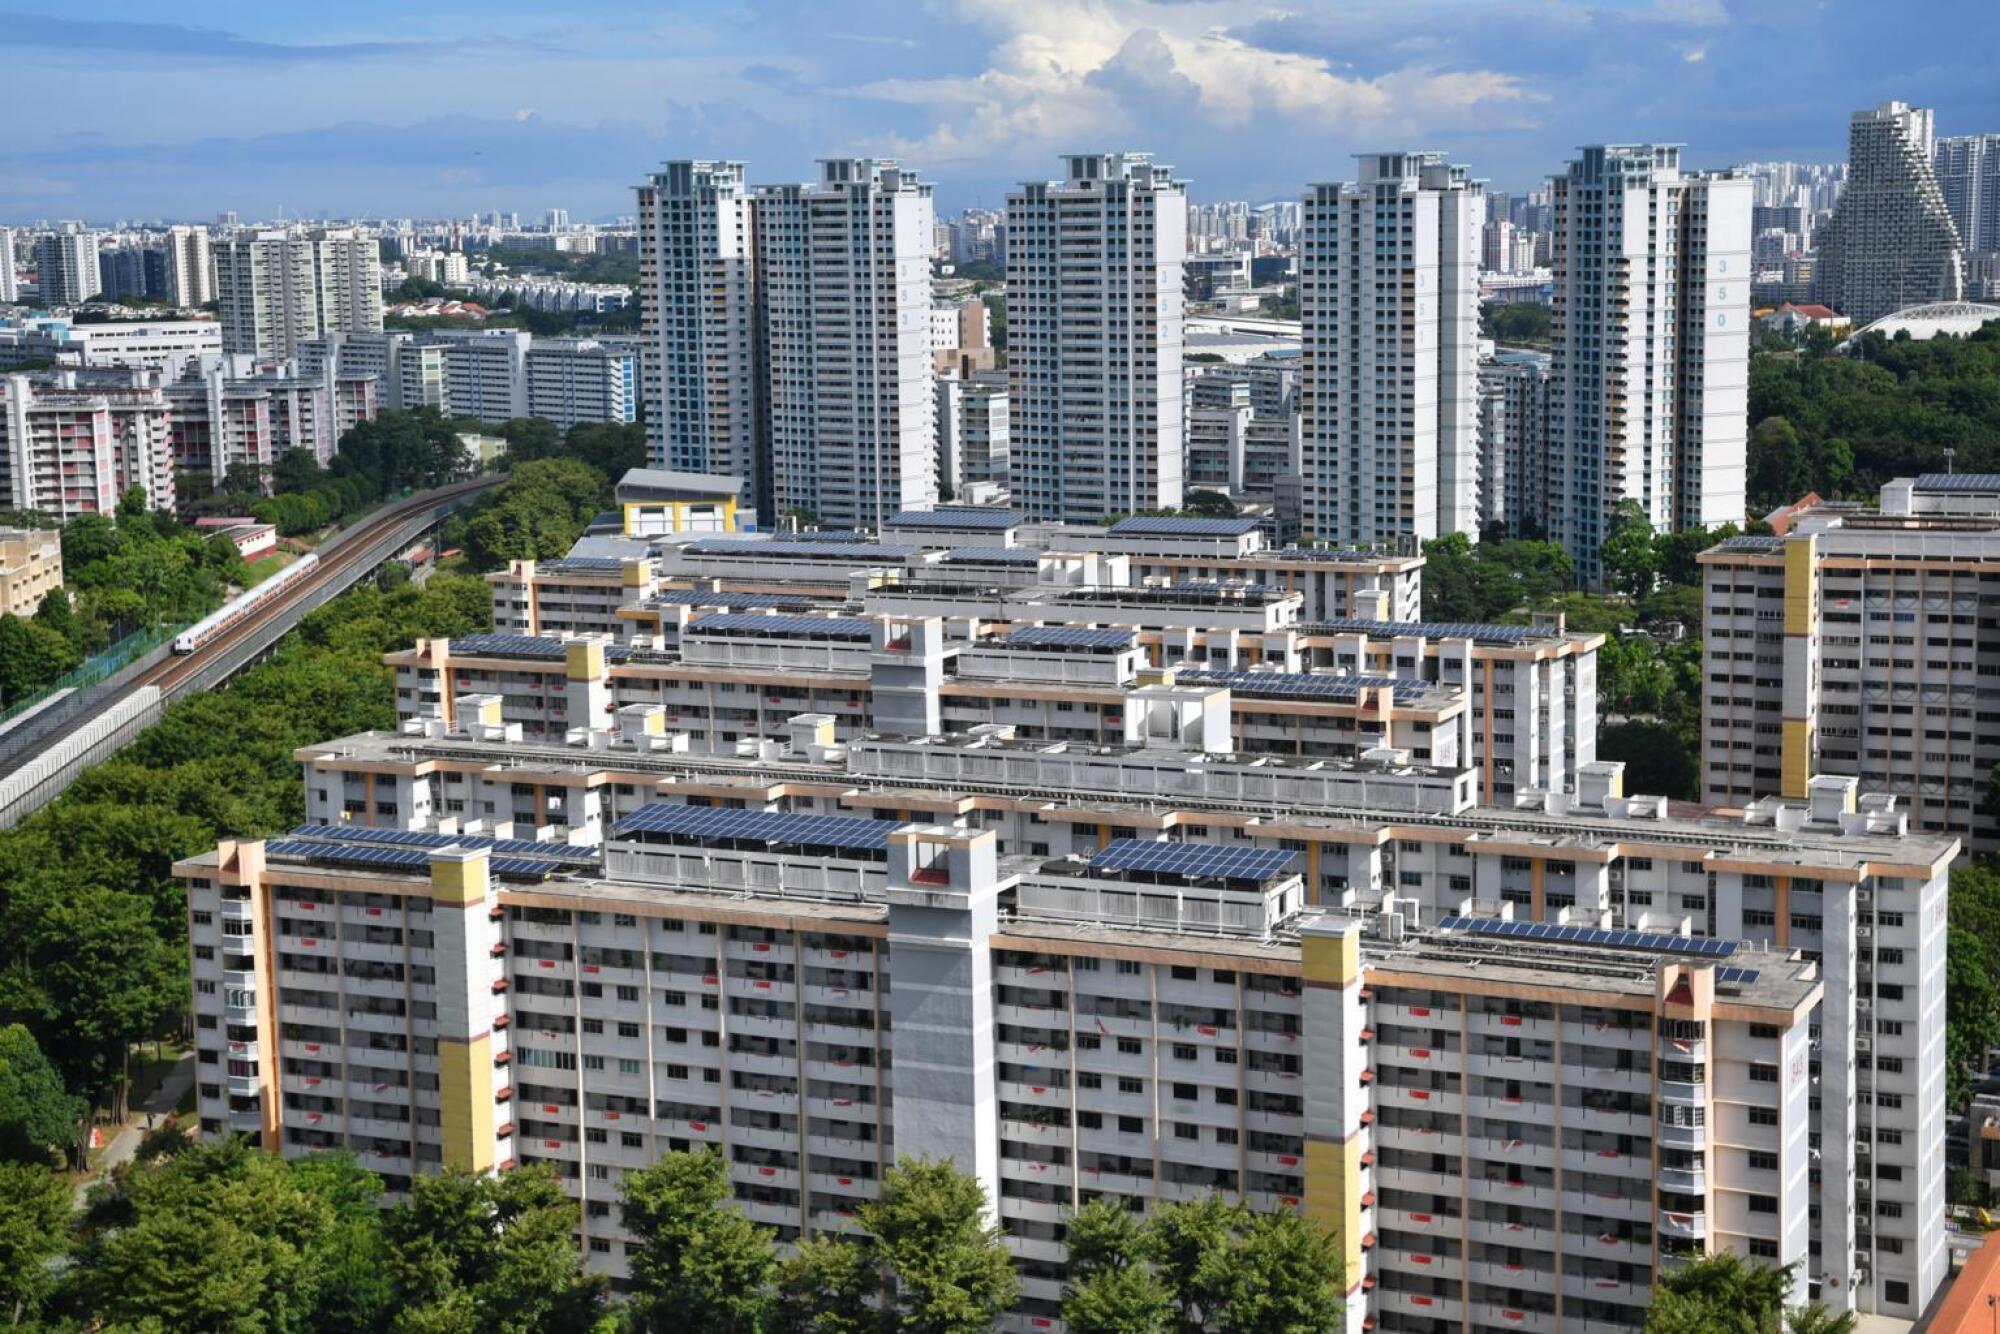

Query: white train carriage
<box><xmin>173</xmin><ymin>553</ymin><xmax>320</xmax><ymax>654</ymax></box>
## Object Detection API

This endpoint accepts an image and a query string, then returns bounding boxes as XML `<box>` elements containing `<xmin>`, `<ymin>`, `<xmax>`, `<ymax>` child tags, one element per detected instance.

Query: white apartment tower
<box><xmin>634</xmin><ymin>160</ymin><xmax>763</xmax><ymax>511</ymax></box>
<box><xmin>164</xmin><ymin>224</ymin><xmax>216</xmax><ymax>307</ymax></box>
<box><xmin>1933</xmin><ymin>133</ymin><xmax>2000</xmax><ymax>256</ymax></box>
<box><xmin>1815</xmin><ymin>103</ymin><xmax>1965</xmax><ymax>326</ymax></box>
<box><xmin>1547</xmin><ymin>145</ymin><xmax>1751</xmax><ymax>585</ymax></box>
<box><xmin>214</xmin><ymin>229</ymin><xmax>384</xmax><ymax>360</ymax></box>
<box><xmin>0</xmin><ymin>229</ymin><xmax>18</xmax><ymax>304</ymax></box>
<box><xmin>1301</xmin><ymin>152</ymin><xmax>1483</xmax><ymax>545</ymax></box>
<box><xmin>1006</xmin><ymin>153</ymin><xmax>1187</xmax><ymax>523</ymax></box>
<box><xmin>34</xmin><ymin>228</ymin><xmax>102</xmax><ymax>306</ymax></box>
<box><xmin>753</xmin><ymin>160</ymin><xmax>938</xmax><ymax>529</ymax></box>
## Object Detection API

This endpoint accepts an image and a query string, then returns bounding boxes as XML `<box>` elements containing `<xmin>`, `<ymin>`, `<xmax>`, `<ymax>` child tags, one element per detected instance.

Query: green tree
<box><xmin>859</xmin><ymin>1156</ymin><xmax>1019</xmax><ymax>1334</ymax></box>
<box><xmin>1598</xmin><ymin>720</ymin><xmax>1700</xmax><ymax>801</ymax></box>
<box><xmin>1195</xmin><ymin>1211</ymin><xmax>1344</xmax><ymax>1334</ymax></box>
<box><xmin>79</xmin><ymin>1139</ymin><xmax>344</xmax><ymax>1333</ymax></box>
<box><xmin>773</xmin><ymin>1233</ymin><xmax>877</xmax><ymax>1334</ymax></box>
<box><xmin>1148</xmin><ymin>1193</ymin><xmax>1248</xmax><ymax>1333</ymax></box>
<box><xmin>0</xmin><ymin>1024</ymin><xmax>86</xmax><ymax>1165</ymax></box>
<box><xmin>385</xmin><ymin>1164</ymin><xmax>607</xmax><ymax>1334</ymax></box>
<box><xmin>0</xmin><ymin>1159</ymin><xmax>70</xmax><ymax>1325</ymax></box>
<box><xmin>0</xmin><ymin>614</ymin><xmax>81</xmax><ymax>703</ymax></box>
<box><xmin>1643</xmin><ymin>1253</ymin><xmax>1806</xmax><ymax>1334</ymax></box>
<box><xmin>1062</xmin><ymin>1262</ymin><xmax>1175</xmax><ymax>1334</ymax></box>
<box><xmin>619</xmin><ymin>1148</ymin><xmax>776</xmax><ymax>1333</ymax></box>
<box><xmin>1599</xmin><ymin>499</ymin><xmax>1659</xmax><ymax>598</ymax></box>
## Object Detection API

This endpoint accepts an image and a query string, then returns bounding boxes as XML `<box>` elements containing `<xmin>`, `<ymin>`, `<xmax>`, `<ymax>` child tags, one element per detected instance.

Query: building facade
<box><xmin>526</xmin><ymin>339</ymin><xmax>638</xmax><ymax>431</ymax></box>
<box><xmin>754</xmin><ymin>160</ymin><xmax>938</xmax><ymax>530</ymax></box>
<box><xmin>215</xmin><ymin>229</ymin><xmax>384</xmax><ymax>360</ymax></box>
<box><xmin>164</xmin><ymin>225</ymin><xmax>216</xmax><ymax>307</ymax></box>
<box><xmin>1933</xmin><ymin>134</ymin><xmax>2000</xmax><ymax>257</ymax></box>
<box><xmin>1477</xmin><ymin>348</ymin><xmax>1550</xmax><ymax>536</ymax></box>
<box><xmin>1815</xmin><ymin>103</ymin><xmax>1965</xmax><ymax>325</ymax></box>
<box><xmin>0</xmin><ymin>525</ymin><xmax>62</xmax><ymax>616</ymax></box>
<box><xmin>1301</xmin><ymin>153</ymin><xmax>1483</xmax><ymax>545</ymax></box>
<box><xmin>34</xmin><ymin>229</ymin><xmax>102</xmax><ymax>306</ymax></box>
<box><xmin>634</xmin><ymin>161</ymin><xmax>763</xmax><ymax>511</ymax></box>
<box><xmin>1006</xmin><ymin>154</ymin><xmax>1188</xmax><ymax>523</ymax></box>
<box><xmin>187</xmin><ymin>679</ymin><xmax>1952</xmax><ymax>1328</ymax></box>
<box><xmin>1547</xmin><ymin>145</ymin><xmax>1751</xmax><ymax>585</ymax></box>
<box><xmin>0</xmin><ymin>370</ymin><xmax>176</xmax><ymax>517</ymax></box>
<box><xmin>1700</xmin><ymin>472</ymin><xmax>2000</xmax><ymax>852</ymax></box>
<box><xmin>936</xmin><ymin>369</ymin><xmax>1009</xmax><ymax>495</ymax></box>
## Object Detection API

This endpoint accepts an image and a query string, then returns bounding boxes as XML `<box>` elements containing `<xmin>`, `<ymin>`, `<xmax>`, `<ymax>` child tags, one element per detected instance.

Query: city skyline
<box><xmin>7</xmin><ymin>0</ymin><xmax>2000</xmax><ymax>221</ymax></box>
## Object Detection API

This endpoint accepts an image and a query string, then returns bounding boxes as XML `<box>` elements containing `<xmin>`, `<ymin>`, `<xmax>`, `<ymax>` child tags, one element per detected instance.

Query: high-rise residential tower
<box><xmin>1300</xmin><ymin>152</ymin><xmax>1483</xmax><ymax>545</ymax></box>
<box><xmin>1005</xmin><ymin>153</ymin><xmax>1187</xmax><ymax>523</ymax></box>
<box><xmin>0</xmin><ymin>229</ymin><xmax>19</xmax><ymax>304</ymax></box>
<box><xmin>34</xmin><ymin>227</ymin><xmax>102</xmax><ymax>306</ymax></box>
<box><xmin>1933</xmin><ymin>133</ymin><xmax>2000</xmax><ymax>256</ymax></box>
<box><xmin>753</xmin><ymin>160</ymin><xmax>938</xmax><ymax>529</ymax></box>
<box><xmin>634</xmin><ymin>160</ymin><xmax>763</xmax><ymax>510</ymax></box>
<box><xmin>1815</xmin><ymin>102</ymin><xmax>1964</xmax><ymax>325</ymax></box>
<box><xmin>1547</xmin><ymin>145</ymin><xmax>1751</xmax><ymax>584</ymax></box>
<box><xmin>214</xmin><ymin>229</ymin><xmax>383</xmax><ymax>360</ymax></box>
<box><xmin>163</xmin><ymin>224</ymin><xmax>215</xmax><ymax>307</ymax></box>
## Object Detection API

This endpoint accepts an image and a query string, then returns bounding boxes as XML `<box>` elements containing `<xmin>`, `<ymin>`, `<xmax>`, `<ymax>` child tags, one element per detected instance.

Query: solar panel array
<box><xmin>1435</xmin><ymin>915</ymin><xmax>1739</xmax><ymax>958</ymax></box>
<box><xmin>1914</xmin><ymin>473</ymin><xmax>2000</xmax><ymax>492</ymax></box>
<box><xmin>1276</xmin><ymin>547</ymin><xmax>1391</xmax><ymax>564</ymax></box>
<box><xmin>648</xmin><ymin>590</ymin><xmax>817</xmax><ymax>610</ymax></box>
<box><xmin>1714</xmin><ymin>535</ymin><xmax>1787</xmax><ymax>552</ymax></box>
<box><xmin>684</xmin><ymin>539</ymin><xmax>919</xmax><ymax>560</ymax></box>
<box><xmin>1004</xmin><ymin>626</ymin><xmax>1136</xmax><ymax>651</ymax></box>
<box><xmin>688</xmin><ymin>613</ymin><xmax>875</xmax><ymax>640</ymax></box>
<box><xmin>1108</xmin><ymin>516</ymin><xmax>1260</xmax><ymax>538</ymax></box>
<box><xmin>1090</xmin><ymin>838</ymin><xmax>1298</xmax><ymax>882</ymax></box>
<box><xmin>449</xmin><ymin>633</ymin><xmax>633</xmax><ymax>662</ymax></box>
<box><xmin>613</xmin><ymin>804</ymin><xmax>900</xmax><ymax>851</ymax></box>
<box><xmin>1176</xmin><ymin>669</ymin><xmax>1435</xmax><ymax>702</ymax></box>
<box><xmin>265</xmin><ymin>839</ymin><xmax>430</xmax><ymax>871</ymax></box>
<box><xmin>1714</xmin><ymin>966</ymin><xmax>1761</xmax><ymax>984</ymax></box>
<box><xmin>941</xmin><ymin>547</ymin><xmax>1041</xmax><ymax>564</ymax></box>
<box><xmin>885</xmin><ymin>510</ymin><xmax>1020</xmax><ymax>531</ymax></box>
<box><xmin>535</xmin><ymin>557</ymin><xmax>625</xmax><ymax>576</ymax></box>
<box><xmin>285</xmin><ymin>824</ymin><xmax>598</xmax><ymax>865</ymax></box>
<box><xmin>1310</xmin><ymin>617</ymin><xmax>1540</xmax><ymax>644</ymax></box>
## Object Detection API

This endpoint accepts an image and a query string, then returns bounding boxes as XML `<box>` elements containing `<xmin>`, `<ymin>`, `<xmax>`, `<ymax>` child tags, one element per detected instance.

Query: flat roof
<box><xmin>616</xmin><ymin>467</ymin><xmax>743</xmax><ymax>500</ymax></box>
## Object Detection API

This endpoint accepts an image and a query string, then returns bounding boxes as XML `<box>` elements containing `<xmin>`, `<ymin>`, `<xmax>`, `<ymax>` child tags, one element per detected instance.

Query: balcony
<box><xmin>1658</xmin><ymin>1208</ymin><xmax>1706</xmax><ymax>1241</ymax></box>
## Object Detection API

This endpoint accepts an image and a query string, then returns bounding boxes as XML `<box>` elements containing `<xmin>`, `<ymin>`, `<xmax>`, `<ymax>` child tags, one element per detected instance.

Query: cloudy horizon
<box><xmin>4</xmin><ymin>0</ymin><xmax>1998</xmax><ymax>223</ymax></box>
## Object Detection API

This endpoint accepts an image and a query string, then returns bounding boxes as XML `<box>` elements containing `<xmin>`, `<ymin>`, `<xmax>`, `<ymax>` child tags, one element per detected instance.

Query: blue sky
<box><xmin>5</xmin><ymin>0</ymin><xmax>1999</xmax><ymax>223</ymax></box>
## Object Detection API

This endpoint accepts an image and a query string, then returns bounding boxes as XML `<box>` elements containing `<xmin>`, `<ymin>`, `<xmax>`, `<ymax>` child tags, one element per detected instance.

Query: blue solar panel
<box><xmin>1109</xmin><ymin>516</ymin><xmax>1260</xmax><ymax>538</ymax></box>
<box><xmin>1308</xmin><ymin>617</ymin><xmax>1541</xmax><ymax>644</ymax></box>
<box><xmin>1176</xmin><ymin>669</ymin><xmax>1434</xmax><ymax>702</ymax></box>
<box><xmin>688</xmin><ymin>613</ymin><xmax>874</xmax><ymax>640</ymax></box>
<box><xmin>684</xmin><ymin>540</ymin><xmax>919</xmax><ymax>560</ymax></box>
<box><xmin>1715</xmin><ymin>966</ymin><xmax>1761</xmax><ymax>984</ymax></box>
<box><xmin>265</xmin><ymin>840</ymin><xmax>431</xmax><ymax>870</ymax></box>
<box><xmin>612</xmin><ymin>805</ymin><xmax>900</xmax><ymax>851</ymax></box>
<box><xmin>941</xmin><ymin>548</ymin><xmax>1040</xmax><ymax>564</ymax></box>
<box><xmin>1091</xmin><ymin>838</ymin><xmax>1298</xmax><ymax>882</ymax></box>
<box><xmin>885</xmin><ymin>509</ymin><xmax>1020</xmax><ymax>531</ymax></box>
<box><xmin>1713</xmin><ymin>535</ymin><xmax>1787</xmax><ymax>553</ymax></box>
<box><xmin>285</xmin><ymin>824</ymin><xmax>599</xmax><ymax>865</ymax></box>
<box><xmin>1005</xmin><ymin>626</ymin><xmax>1135</xmax><ymax>651</ymax></box>
<box><xmin>1436</xmin><ymin>916</ymin><xmax>1738</xmax><ymax>958</ymax></box>
<box><xmin>648</xmin><ymin>590</ymin><xmax>818</xmax><ymax>610</ymax></box>
<box><xmin>1915</xmin><ymin>473</ymin><xmax>2000</xmax><ymax>492</ymax></box>
<box><xmin>535</xmin><ymin>558</ymin><xmax>625</xmax><ymax>576</ymax></box>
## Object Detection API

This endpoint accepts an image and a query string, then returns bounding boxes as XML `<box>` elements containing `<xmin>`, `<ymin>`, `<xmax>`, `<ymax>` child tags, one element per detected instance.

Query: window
<box><xmin>1747</xmin><ymin>1151</ymin><xmax>1778</xmax><ymax>1172</ymax></box>
<box><xmin>1116</xmin><ymin>960</ymin><xmax>1142</xmax><ymax>976</ymax></box>
<box><xmin>1174</xmin><ymin>1122</ymin><xmax>1200</xmax><ymax>1141</ymax></box>
<box><xmin>1173</xmin><ymin>1083</ymin><xmax>1197</xmax><ymax>1102</ymax></box>
<box><xmin>1749</xmin><ymin>1195</ymin><xmax>1777</xmax><ymax>1214</ymax></box>
<box><xmin>1174</xmin><ymin>1044</ymin><xmax>1197</xmax><ymax>1062</ymax></box>
<box><xmin>1748</xmin><ymin>1063</ymin><xmax>1778</xmax><ymax>1084</ymax></box>
<box><xmin>1079</xmin><ymin>1072</ymin><xmax>1102</xmax><ymax>1091</ymax></box>
<box><xmin>1118</xmin><ymin>1038</ymin><xmax>1142</xmax><ymax>1055</ymax></box>
<box><xmin>1118</xmin><ymin>1077</ymin><xmax>1143</xmax><ymax>1095</ymax></box>
<box><xmin>1748</xmin><ymin>1108</ymin><xmax>1778</xmax><ymax>1126</ymax></box>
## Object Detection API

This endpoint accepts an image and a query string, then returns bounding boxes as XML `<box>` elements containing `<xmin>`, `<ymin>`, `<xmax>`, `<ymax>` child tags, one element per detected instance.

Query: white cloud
<box><xmin>851</xmin><ymin>0</ymin><xmax>1540</xmax><ymax>171</ymax></box>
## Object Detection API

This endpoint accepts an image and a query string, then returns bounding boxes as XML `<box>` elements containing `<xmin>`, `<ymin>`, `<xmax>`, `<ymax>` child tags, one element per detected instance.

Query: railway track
<box><xmin>129</xmin><ymin>476</ymin><xmax>498</xmax><ymax>698</ymax></box>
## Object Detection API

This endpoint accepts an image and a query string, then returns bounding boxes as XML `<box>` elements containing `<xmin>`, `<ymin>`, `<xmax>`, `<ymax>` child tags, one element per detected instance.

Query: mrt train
<box><xmin>172</xmin><ymin>553</ymin><xmax>321</xmax><ymax>654</ymax></box>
